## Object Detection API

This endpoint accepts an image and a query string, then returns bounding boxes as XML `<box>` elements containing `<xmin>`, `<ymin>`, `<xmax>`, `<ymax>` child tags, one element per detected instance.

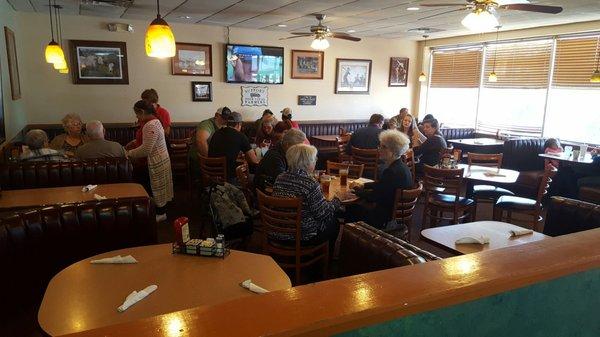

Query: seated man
<box><xmin>413</xmin><ymin>118</ymin><xmax>447</xmax><ymax>170</ymax></box>
<box><xmin>20</xmin><ymin>129</ymin><xmax>70</xmax><ymax>162</ymax></box>
<box><xmin>75</xmin><ymin>120</ymin><xmax>126</xmax><ymax>159</ymax></box>
<box><xmin>346</xmin><ymin>114</ymin><xmax>384</xmax><ymax>154</ymax></box>
<box><xmin>208</xmin><ymin>111</ymin><xmax>259</xmax><ymax>182</ymax></box>
<box><xmin>254</xmin><ymin>128</ymin><xmax>307</xmax><ymax>192</ymax></box>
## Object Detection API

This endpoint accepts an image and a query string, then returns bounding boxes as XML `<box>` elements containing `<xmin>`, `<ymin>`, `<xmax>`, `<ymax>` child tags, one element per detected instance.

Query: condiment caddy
<box><xmin>171</xmin><ymin>217</ymin><xmax>229</xmax><ymax>258</ymax></box>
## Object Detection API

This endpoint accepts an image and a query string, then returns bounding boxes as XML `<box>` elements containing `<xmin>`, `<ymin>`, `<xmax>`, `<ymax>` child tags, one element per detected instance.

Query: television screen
<box><xmin>225</xmin><ymin>44</ymin><xmax>284</xmax><ymax>84</ymax></box>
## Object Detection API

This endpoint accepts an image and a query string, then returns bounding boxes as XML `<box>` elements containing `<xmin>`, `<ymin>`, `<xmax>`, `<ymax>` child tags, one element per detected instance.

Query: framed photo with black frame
<box><xmin>389</xmin><ymin>57</ymin><xmax>409</xmax><ymax>87</ymax></box>
<box><xmin>335</xmin><ymin>58</ymin><xmax>372</xmax><ymax>94</ymax></box>
<box><xmin>191</xmin><ymin>81</ymin><xmax>212</xmax><ymax>102</ymax></box>
<box><xmin>172</xmin><ymin>42</ymin><xmax>212</xmax><ymax>76</ymax></box>
<box><xmin>69</xmin><ymin>40</ymin><xmax>129</xmax><ymax>84</ymax></box>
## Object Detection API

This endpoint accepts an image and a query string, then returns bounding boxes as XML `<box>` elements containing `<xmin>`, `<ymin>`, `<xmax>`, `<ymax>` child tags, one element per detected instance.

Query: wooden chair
<box><xmin>198</xmin><ymin>154</ymin><xmax>227</xmax><ymax>187</ymax></box>
<box><xmin>493</xmin><ymin>166</ymin><xmax>557</xmax><ymax>231</ymax></box>
<box><xmin>440</xmin><ymin>147</ymin><xmax>462</xmax><ymax>163</ymax></box>
<box><xmin>336</xmin><ymin>134</ymin><xmax>352</xmax><ymax>163</ymax></box>
<box><xmin>351</xmin><ymin>147</ymin><xmax>379</xmax><ymax>181</ymax></box>
<box><xmin>467</xmin><ymin>153</ymin><xmax>514</xmax><ymax>218</ymax></box>
<box><xmin>401</xmin><ymin>149</ymin><xmax>416</xmax><ymax>184</ymax></box>
<box><xmin>422</xmin><ymin>165</ymin><xmax>475</xmax><ymax>227</ymax></box>
<box><xmin>169</xmin><ymin>138</ymin><xmax>192</xmax><ymax>196</ymax></box>
<box><xmin>235</xmin><ymin>163</ymin><xmax>254</xmax><ymax>206</ymax></box>
<box><xmin>326</xmin><ymin>160</ymin><xmax>364</xmax><ymax>179</ymax></box>
<box><xmin>389</xmin><ymin>182</ymin><xmax>423</xmax><ymax>241</ymax></box>
<box><xmin>257</xmin><ymin>190</ymin><xmax>329</xmax><ymax>285</ymax></box>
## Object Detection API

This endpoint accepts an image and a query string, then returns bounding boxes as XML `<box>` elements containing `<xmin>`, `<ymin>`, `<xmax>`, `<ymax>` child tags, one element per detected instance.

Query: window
<box><xmin>424</xmin><ymin>32</ymin><xmax>600</xmax><ymax>145</ymax></box>
<box><xmin>427</xmin><ymin>48</ymin><xmax>482</xmax><ymax>128</ymax></box>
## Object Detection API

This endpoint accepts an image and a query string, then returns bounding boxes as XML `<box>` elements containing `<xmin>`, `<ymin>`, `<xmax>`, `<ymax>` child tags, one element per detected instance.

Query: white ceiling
<box><xmin>8</xmin><ymin>0</ymin><xmax>600</xmax><ymax>40</ymax></box>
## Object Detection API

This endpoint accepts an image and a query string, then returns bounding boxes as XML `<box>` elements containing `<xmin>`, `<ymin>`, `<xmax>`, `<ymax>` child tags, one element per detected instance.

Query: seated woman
<box><xmin>255</xmin><ymin>117</ymin><xmax>276</xmax><ymax>148</ymax></box>
<box><xmin>20</xmin><ymin>129</ymin><xmax>70</xmax><ymax>162</ymax></box>
<box><xmin>346</xmin><ymin>130</ymin><xmax>413</xmax><ymax>229</ymax></box>
<box><xmin>49</xmin><ymin>113</ymin><xmax>88</xmax><ymax>156</ymax></box>
<box><xmin>398</xmin><ymin>113</ymin><xmax>426</xmax><ymax>147</ymax></box>
<box><xmin>413</xmin><ymin>118</ymin><xmax>447</xmax><ymax>170</ymax></box>
<box><xmin>272</xmin><ymin>144</ymin><xmax>341</xmax><ymax>245</ymax></box>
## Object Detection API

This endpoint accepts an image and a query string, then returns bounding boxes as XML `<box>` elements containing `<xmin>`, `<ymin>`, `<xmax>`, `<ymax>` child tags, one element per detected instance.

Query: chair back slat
<box><xmin>536</xmin><ymin>166</ymin><xmax>557</xmax><ymax>206</ymax></box>
<box><xmin>467</xmin><ymin>153</ymin><xmax>503</xmax><ymax>167</ymax></box>
<box><xmin>326</xmin><ymin>161</ymin><xmax>364</xmax><ymax>179</ymax></box>
<box><xmin>423</xmin><ymin>165</ymin><xmax>464</xmax><ymax>198</ymax></box>
<box><xmin>351</xmin><ymin>147</ymin><xmax>379</xmax><ymax>180</ymax></box>
<box><xmin>337</xmin><ymin>134</ymin><xmax>352</xmax><ymax>163</ymax></box>
<box><xmin>257</xmin><ymin>190</ymin><xmax>302</xmax><ymax>236</ymax></box>
<box><xmin>401</xmin><ymin>149</ymin><xmax>416</xmax><ymax>183</ymax></box>
<box><xmin>198</xmin><ymin>154</ymin><xmax>227</xmax><ymax>185</ymax></box>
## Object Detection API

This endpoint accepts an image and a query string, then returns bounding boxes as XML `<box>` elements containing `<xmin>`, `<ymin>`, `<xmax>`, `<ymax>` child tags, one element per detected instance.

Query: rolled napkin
<box><xmin>509</xmin><ymin>228</ymin><xmax>533</xmax><ymax>237</ymax></box>
<box><xmin>240</xmin><ymin>279</ymin><xmax>268</xmax><ymax>294</ymax></box>
<box><xmin>91</xmin><ymin>255</ymin><xmax>138</xmax><ymax>264</ymax></box>
<box><xmin>455</xmin><ymin>236</ymin><xmax>490</xmax><ymax>245</ymax></box>
<box><xmin>117</xmin><ymin>285</ymin><xmax>157</xmax><ymax>312</ymax></box>
<box><xmin>484</xmin><ymin>171</ymin><xmax>506</xmax><ymax>177</ymax></box>
<box><xmin>82</xmin><ymin>184</ymin><xmax>98</xmax><ymax>192</ymax></box>
<box><xmin>94</xmin><ymin>194</ymin><xmax>107</xmax><ymax>201</ymax></box>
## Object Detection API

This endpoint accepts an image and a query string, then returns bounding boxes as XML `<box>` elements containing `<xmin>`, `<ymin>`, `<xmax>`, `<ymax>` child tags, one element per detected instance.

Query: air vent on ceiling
<box><xmin>407</xmin><ymin>27</ymin><xmax>445</xmax><ymax>34</ymax></box>
<box><xmin>80</xmin><ymin>0</ymin><xmax>133</xmax><ymax>7</ymax></box>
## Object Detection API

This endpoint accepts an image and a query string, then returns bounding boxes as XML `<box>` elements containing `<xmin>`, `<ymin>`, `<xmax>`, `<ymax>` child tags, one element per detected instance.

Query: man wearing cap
<box><xmin>209</xmin><ymin>111</ymin><xmax>259</xmax><ymax>182</ymax></box>
<box><xmin>281</xmin><ymin>107</ymin><xmax>300</xmax><ymax>129</ymax></box>
<box><xmin>189</xmin><ymin>107</ymin><xmax>231</xmax><ymax>181</ymax></box>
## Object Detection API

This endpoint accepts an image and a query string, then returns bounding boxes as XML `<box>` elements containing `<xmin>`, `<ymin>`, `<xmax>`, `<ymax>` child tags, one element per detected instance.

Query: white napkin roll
<box><xmin>90</xmin><ymin>255</ymin><xmax>138</xmax><ymax>264</ymax></box>
<box><xmin>82</xmin><ymin>184</ymin><xmax>98</xmax><ymax>192</ymax></box>
<box><xmin>509</xmin><ymin>229</ymin><xmax>533</xmax><ymax>237</ymax></box>
<box><xmin>455</xmin><ymin>235</ymin><xmax>490</xmax><ymax>245</ymax></box>
<box><xmin>94</xmin><ymin>194</ymin><xmax>107</xmax><ymax>201</ymax></box>
<box><xmin>241</xmin><ymin>279</ymin><xmax>268</xmax><ymax>294</ymax></box>
<box><xmin>117</xmin><ymin>285</ymin><xmax>157</xmax><ymax>312</ymax></box>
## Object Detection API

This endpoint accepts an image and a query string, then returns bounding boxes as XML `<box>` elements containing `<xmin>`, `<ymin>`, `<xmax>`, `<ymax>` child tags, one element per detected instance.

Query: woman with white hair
<box><xmin>349</xmin><ymin>130</ymin><xmax>413</xmax><ymax>229</ymax></box>
<box><xmin>272</xmin><ymin>144</ymin><xmax>341</xmax><ymax>245</ymax></box>
<box><xmin>49</xmin><ymin>113</ymin><xmax>89</xmax><ymax>156</ymax></box>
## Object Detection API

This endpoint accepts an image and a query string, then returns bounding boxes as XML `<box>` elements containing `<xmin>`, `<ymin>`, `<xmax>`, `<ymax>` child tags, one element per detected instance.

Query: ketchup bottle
<box><xmin>173</xmin><ymin>217</ymin><xmax>189</xmax><ymax>246</ymax></box>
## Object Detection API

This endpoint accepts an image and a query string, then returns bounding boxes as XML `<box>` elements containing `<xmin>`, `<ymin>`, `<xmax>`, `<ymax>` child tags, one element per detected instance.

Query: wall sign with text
<box><xmin>297</xmin><ymin>95</ymin><xmax>317</xmax><ymax>106</ymax></box>
<box><xmin>241</xmin><ymin>86</ymin><xmax>268</xmax><ymax>106</ymax></box>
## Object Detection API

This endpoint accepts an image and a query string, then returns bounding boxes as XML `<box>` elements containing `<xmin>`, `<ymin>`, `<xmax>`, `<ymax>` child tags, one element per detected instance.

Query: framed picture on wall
<box><xmin>4</xmin><ymin>26</ymin><xmax>21</xmax><ymax>100</ymax></box>
<box><xmin>172</xmin><ymin>43</ymin><xmax>212</xmax><ymax>76</ymax></box>
<box><xmin>335</xmin><ymin>58</ymin><xmax>372</xmax><ymax>94</ymax></box>
<box><xmin>291</xmin><ymin>50</ymin><xmax>324</xmax><ymax>79</ymax></box>
<box><xmin>69</xmin><ymin>40</ymin><xmax>129</xmax><ymax>84</ymax></box>
<box><xmin>0</xmin><ymin>58</ymin><xmax>5</xmax><ymax>144</ymax></box>
<box><xmin>389</xmin><ymin>57</ymin><xmax>409</xmax><ymax>87</ymax></box>
<box><xmin>191</xmin><ymin>81</ymin><xmax>212</xmax><ymax>102</ymax></box>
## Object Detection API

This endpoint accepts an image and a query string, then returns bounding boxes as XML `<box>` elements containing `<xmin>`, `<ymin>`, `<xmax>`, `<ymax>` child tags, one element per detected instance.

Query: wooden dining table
<box><xmin>421</xmin><ymin>221</ymin><xmax>549</xmax><ymax>255</ymax></box>
<box><xmin>323</xmin><ymin>176</ymin><xmax>373</xmax><ymax>202</ymax></box>
<box><xmin>448</xmin><ymin>137</ymin><xmax>504</xmax><ymax>154</ymax></box>
<box><xmin>538</xmin><ymin>152</ymin><xmax>595</xmax><ymax>165</ymax></box>
<box><xmin>457</xmin><ymin>164</ymin><xmax>520</xmax><ymax>184</ymax></box>
<box><xmin>0</xmin><ymin>183</ymin><xmax>149</xmax><ymax>210</ymax></box>
<box><xmin>311</xmin><ymin>135</ymin><xmax>339</xmax><ymax>143</ymax></box>
<box><xmin>38</xmin><ymin>243</ymin><xmax>291</xmax><ymax>336</ymax></box>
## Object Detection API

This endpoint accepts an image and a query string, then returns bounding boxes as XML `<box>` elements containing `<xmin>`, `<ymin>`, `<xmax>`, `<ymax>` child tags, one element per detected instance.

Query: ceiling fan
<box><xmin>279</xmin><ymin>14</ymin><xmax>361</xmax><ymax>50</ymax></box>
<box><xmin>420</xmin><ymin>0</ymin><xmax>563</xmax><ymax>32</ymax></box>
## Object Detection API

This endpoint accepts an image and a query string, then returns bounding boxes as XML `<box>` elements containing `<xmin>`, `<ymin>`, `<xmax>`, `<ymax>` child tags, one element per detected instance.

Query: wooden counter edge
<box><xmin>60</xmin><ymin>228</ymin><xmax>600</xmax><ymax>337</ymax></box>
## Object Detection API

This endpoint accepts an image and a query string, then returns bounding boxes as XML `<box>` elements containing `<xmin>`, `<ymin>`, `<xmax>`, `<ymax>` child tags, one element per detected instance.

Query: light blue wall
<box><xmin>336</xmin><ymin>268</ymin><xmax>600</xmax><ymax>337</ymax></box>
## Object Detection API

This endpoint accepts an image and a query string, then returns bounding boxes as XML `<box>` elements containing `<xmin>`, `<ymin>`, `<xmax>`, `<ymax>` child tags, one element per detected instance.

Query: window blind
<box><xmin>430</xmin><ymin>49</ymin><xmax>482</xmax><ymax>88</ymax></box>
<box><xmin>483</xmin><ymin>40</ymin><xmax>553</xmax><ymax>89</ymax></box>
<box><xmin>553</xmin><ymin>35</ymin><xmax>600</xmax><ymax>88</ymax></box>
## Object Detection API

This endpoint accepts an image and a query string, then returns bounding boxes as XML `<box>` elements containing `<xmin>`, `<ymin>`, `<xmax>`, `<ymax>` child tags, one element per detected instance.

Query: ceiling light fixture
<box><xmin>277</xmin><ymin>24</ymin><xmax>287</xmax><ymax>27</ymax></box>
<box><xmin>461</xmin><ymin>5</ymin><xmax>499</xmax><ymax>33</ymax></box>
<box><xmin>419</xmin><ymin>34</ymin><xmax>429</xmax><ymax>82</ymax></box>
<box><xmin>591</xmin><ymin>36</ymin><xmax>600</xmax><ymax>83</ymax></box>
<box><xmin>311</xmin><ymin>36</ymin><xmax>330</xmax><ymax>50</ymax></box>
<box><xmin>44</xmin><ymin>0</ymin><xmax>64</xmax><ymax>64</ymax></box>
<box><xmin>347</xmin><ymin>29</ymin><xmax>356</xmax><ymax>33</ymax></box>
<box><xmin>145</xmin><ymin>0</ymin><xmax>176</xmax><ymax>58</ymax></box>
<box><xmin>407</xmin><ymin>7</ymin><xmax>420</xmax><ymax>11</ymax></box>
<box><xmin>488</xmin><ymin>25</ymin><xmax>501</xmax><ymax>82</ymax></box>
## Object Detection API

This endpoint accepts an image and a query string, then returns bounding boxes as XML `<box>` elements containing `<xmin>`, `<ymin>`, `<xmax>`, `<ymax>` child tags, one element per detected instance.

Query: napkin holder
<box><xmin>172</xmin><ymin>238</ymin><xmax>230</xmax><ymax>259</ymax></box>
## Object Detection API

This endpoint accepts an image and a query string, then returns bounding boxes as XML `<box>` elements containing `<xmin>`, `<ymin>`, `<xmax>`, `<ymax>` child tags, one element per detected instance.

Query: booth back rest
<box><xmin>339</xmin><ymin>222</ymin><xmax>440</xmax><ymax>276</ymax></box>
<box><xmin>0</xmin><ymin>197</ymin><xmax>156</xmax><ymax>313</ymax></box>
<box><xmin>543</xmin><ymin>197</ymin><xmax>600</xmax><ymax>237</ymax></box>
<box><xmin>440</xmin><ymin>128</ymin><xmax>476</xmax><ymax>140</ymax></box>
<box><xmin>0</xmin><ymin>158</ymin><xmax>133</xmax><ymax>190</ymax></box>
<box><xmin>502</xmin><ymin>138</ymin><xmax>546</xmax><ymax>171</ymax></box>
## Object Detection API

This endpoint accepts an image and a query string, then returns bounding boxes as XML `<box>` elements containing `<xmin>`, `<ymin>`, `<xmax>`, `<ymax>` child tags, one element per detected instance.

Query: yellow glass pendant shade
<box><xmin>58</xmin><ymin>66</ymin><xmax>69</xmax><ymax>74</ymax></box>
<box><xmin>53</xmin><ymin>57</ymin><xmax>67</xmax><ymax>70</ymax></box>
<box><xmin>591</xmin><ymin>70</ymin><xmax>600</xmax><ymax>83</ymax></box>
<box><xmin>488</xmin><ymin>71</ymin><xmax>498</xmax><ymax>82</ymax></box>
<box><xmin>145</xmin><ymin>16</ymin><xmax>176</xmax><ymax>58</ymax></box>
<box><xmin>45</xmin><ymin>41</ymin><xmax>64</xmax><ymax>64</ymax></box>
<box><xmin>419</xmin><ymin>72</ymin><xmax>427</xmax><ymax>82</ymax></box>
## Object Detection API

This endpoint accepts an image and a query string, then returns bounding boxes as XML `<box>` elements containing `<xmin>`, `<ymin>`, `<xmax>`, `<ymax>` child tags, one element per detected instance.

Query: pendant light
<box><xmin>145</xmin><ymin>0</ymin><xmax>176</xmax><ymax>58</ymax></box>
<box><xmin>461</xmin><ymin>7</ymin><xmax>499</xmax><ymax>33</ymax></box>
<box><xmin>591</xmin><ymin>36</ymin><xmax>600</xmax><ymax>83</ymax></box>
<box><xmin>44</xmin><ymin>0</ymin><xmax>64</xmax><ymax>64</ymax></box>
<box><xmin>55</xmin><ymin>3</ymin><xmax>69</xmax><ymax>74</ymax></box>
<box><xmin>488</xmin><ymin>26</ymin><xmax>501</xmax><ymax>82</ymax></box>
<box><xmin>419</xmin><ymin>35</ymin><xmax>429</xmax><ymax>82</ymax></box>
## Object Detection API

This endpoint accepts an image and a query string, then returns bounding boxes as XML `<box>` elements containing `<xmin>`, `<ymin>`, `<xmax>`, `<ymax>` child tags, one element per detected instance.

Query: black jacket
<box><xmin>253</xmin><ymin>143</ymin><xmax>287</xmax><ymax>191</ymax></box>
<box><xmin>346</xmin><ymin>125</ymin><xmax>383</xmax><ymax>154</ymax></box>
<box><xmin>414</xmin><ymin>134</ymin><xmax>447</xmax><ymax>166</ymax></box>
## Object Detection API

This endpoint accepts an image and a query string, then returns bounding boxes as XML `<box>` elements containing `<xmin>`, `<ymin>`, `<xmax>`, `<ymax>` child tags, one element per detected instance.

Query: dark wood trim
<box><xmin>59</xmin><ymin>228</ymin><xmax>600</xmax><ymax>337</ymax></box>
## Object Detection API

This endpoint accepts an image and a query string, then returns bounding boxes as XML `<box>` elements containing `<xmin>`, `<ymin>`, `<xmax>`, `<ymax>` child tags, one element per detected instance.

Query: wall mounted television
<box><xmin>225</xmin><ymin>44</ymin><xmax>284</xmax><ymax>84</ymax></box>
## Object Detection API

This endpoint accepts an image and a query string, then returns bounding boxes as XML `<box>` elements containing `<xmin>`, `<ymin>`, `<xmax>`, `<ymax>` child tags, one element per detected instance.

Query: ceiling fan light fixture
<box><xmin>311</xmin><ymin>36</ymin><xmax>329</xmax><ymax>50</ymax></box>
<box><xmin>461</xmin><ymin>9</ymin><xmax>499</xmax><ymax>32</ymax></box>
<box><xmin>145</xmin><ymin>0</ymin><xmax>176</xmax><ymax>58</ymax></box>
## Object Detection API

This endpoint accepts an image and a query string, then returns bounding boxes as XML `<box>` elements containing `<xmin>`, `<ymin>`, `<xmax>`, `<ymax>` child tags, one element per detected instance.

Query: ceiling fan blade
<box><xmin>418</xmin><ymin>7</ymin><xmax>468</xmax><ymax>21</ymax></box>
<box><xmin>499</xmin><ymin>4</ymin><xmax>562</xmax><ymax>14</ymax></box>
<box><xmin>279</xmin><ymin>35</ymin><xmax>312</xmax><ymax>40</ymax></box>
<box><xmin>421</xmin><ymin>3</ymin><xmax>469</xmax><ymax>7</ymax></box>
<box><xmin>331</xmin><ymin>32</ymin><xmax>361</xmax><ymax>42</ymax></box>
<box><xmin>290</xmin><ymin>32</ymin><xmax>313</xmax><ymax>35</ymax></box>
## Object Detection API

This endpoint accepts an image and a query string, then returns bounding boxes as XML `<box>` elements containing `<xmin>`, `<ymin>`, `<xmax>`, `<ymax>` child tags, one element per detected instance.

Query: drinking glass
<box><xmin>339</xmin><ymin>167</ymin><xmax>349</xmax><ymax>186</ymax></box>
<box><xmin>320</xmin><ymin>175</ymin><xmax>332</xmax><ymax>194</ymax></box>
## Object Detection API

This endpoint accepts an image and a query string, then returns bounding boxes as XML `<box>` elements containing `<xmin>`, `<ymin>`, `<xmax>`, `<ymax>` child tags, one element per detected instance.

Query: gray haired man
<box><xmin>75</xmin><ymin>120</ymin><xmax>126</xmax><ymax>159</ymax></box>
<box><xmin>20</xmin><ymin>129</ymin><xmax>70</xmax><ymax>162</ymax></box>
